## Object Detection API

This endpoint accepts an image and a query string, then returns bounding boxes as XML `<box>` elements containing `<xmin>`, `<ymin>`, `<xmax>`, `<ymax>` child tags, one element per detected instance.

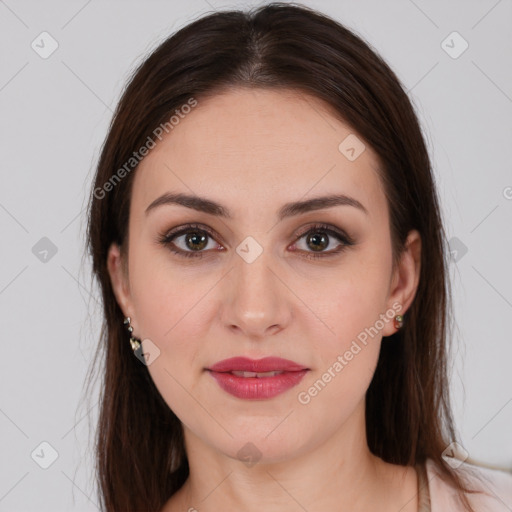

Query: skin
<box><xmin>107</xmin><ymin>88</ymin><xmax>422</xmax><ymax>512</ymax></box>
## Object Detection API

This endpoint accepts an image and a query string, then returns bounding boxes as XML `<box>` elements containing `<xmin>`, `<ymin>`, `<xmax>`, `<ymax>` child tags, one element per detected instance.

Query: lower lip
<box><xmin>207</xmin><ymin>370</ymin><xmax>309</xmax><ymax>399</ymax></box>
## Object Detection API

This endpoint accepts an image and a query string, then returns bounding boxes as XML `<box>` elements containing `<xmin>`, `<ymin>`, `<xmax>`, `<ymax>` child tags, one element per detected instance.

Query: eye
<box><xmin>291</xmin><ymin>223</ymin><xmax>355</xmax><ymax>260</ymax></box>
<box><xmin>157</xmin><ymin>223</ymin><xmax>222</xmax><ymax>259</ymax></box>
<box><xmin>157</xmin><ymin>222</ymin><xmax>355</xmax><ymax>260</ymax></box>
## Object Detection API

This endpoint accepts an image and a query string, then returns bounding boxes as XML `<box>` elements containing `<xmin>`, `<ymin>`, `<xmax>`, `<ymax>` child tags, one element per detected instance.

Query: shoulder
<box><xmin>426</xmin><ymin>458</ymin><xmax>512</xmax><ymax>511</ymax></box>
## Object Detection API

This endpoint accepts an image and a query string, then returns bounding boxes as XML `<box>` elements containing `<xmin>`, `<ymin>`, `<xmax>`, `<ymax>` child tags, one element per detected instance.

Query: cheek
<box><xmin>128</xmin><ymin>240</ymin><xmax>207</xmax><ymax>338</ymax></box>
<box><xmin>296</xmin><ymin>277</ymin><xmax>388</xmax><ymax>424</ymax></box>
<box><xmin>316</xmin><ymin>251</ymin><xmax>391</xmax><ymax>344</ymax></box>
<box><xmin>127</xmin><ymin>249</ymin><xmax>211</xmax><ymax>421</ymax></box>
<box><xmin>127</xmin><ymin>244</ymin><xmax>221</xmax><ymax>402</ymax></box>
<box><xmin>303</xmin><ymin>248</ymin><xmax>392</xmax><ymax>392</ymax></box>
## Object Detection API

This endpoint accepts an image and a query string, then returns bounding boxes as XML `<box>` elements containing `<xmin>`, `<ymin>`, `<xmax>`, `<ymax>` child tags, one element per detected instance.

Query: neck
<box><xmin>167</xmin><ymin>404</ymin><xmax>416</xmax><ymax>512</ymax></box>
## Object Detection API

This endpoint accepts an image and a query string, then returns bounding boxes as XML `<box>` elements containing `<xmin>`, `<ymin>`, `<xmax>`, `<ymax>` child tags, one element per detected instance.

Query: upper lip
<box><xmin>207</xmin><ymin>356</ymin><xmax>308</xmax><ymax>373</ymax></box>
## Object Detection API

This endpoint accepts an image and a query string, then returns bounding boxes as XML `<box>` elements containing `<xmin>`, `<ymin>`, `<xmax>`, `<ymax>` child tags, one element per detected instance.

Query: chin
<box><xmin>207</xmin><ymin>425</ymin><xmax>312</xmax><ymax>466</ymax></box>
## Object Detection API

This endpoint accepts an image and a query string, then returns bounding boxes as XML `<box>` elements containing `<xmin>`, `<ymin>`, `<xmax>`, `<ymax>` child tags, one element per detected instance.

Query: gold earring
<box><xmin>123</xmin><ymin>317</ymin><xmax>141</xmax><ymax>352</ymax></box>
<box><xmin>394</xmin><ymin>314</ymin><xmax>404</xmax><ymax>330</ymax></box>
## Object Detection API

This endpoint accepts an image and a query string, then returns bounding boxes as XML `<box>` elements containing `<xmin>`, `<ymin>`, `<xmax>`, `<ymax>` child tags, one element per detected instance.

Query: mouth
<box><xmin>206</xmin><ymin>357</ymin><xmax>309</xmax><ymax>400</ymax></box>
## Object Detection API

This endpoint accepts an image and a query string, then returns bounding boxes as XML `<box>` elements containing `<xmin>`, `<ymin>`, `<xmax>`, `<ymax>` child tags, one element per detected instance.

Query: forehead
<box><xmin>132</xmin><ymin>88</ymin><xmax>386</xmax><ymax>220</ymax></box>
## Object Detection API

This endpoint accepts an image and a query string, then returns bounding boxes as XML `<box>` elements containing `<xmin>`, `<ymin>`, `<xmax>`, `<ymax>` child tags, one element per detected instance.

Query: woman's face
<box><xmin>108</xmin><ymin>87</ymin><xmax>421</xmax><ymax>464</ymax></box>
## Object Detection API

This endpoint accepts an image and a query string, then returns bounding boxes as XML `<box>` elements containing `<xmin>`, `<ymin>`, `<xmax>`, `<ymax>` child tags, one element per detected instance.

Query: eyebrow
<box><xmin>145</xmin><ymin>192</ymin><xmax>368</xmax><ymax>220</ymax></box>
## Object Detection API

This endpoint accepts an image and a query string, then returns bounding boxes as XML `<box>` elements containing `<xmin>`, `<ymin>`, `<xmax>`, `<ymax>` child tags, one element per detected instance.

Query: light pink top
<box><xmin>425</xmin><ymin>458</ymin><xmax>512</xmax><ymax>511</ymax></box>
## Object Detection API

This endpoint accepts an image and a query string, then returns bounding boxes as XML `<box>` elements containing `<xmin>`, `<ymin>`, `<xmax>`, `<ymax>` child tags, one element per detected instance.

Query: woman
<box><xmin>86</xmin><ymin>3</ymin><xmax>512</xmax><ymax>511</ymax></box>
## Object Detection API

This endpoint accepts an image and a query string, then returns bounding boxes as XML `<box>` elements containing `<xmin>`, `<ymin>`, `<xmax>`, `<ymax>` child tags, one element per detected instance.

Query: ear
<box><xmin>106</xmin><ymin>242</ymin><xmax>134</xmax><ymax>320</ymax></box>
<box><xmin>381</xmin><ymin>229</ymin><xmax>421</xmax><ymax>337</ymax></box>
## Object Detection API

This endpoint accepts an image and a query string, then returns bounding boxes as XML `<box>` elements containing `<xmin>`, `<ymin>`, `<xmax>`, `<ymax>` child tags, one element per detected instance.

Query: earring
<box><xmin>124</xmin><ymin>317</ymin><xmax>141</xmax><ymax>352</ymax></box>
<box><xmin>394</xmin><ymin>314</ymin><xmax>404</xmax><ymax>330</ymax></box>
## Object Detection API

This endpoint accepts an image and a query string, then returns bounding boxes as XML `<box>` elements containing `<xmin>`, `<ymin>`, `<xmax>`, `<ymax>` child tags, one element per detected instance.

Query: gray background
<box><xmin>1</xmin><ymin>0</ymin><xmax>511</xmax><ymax>510</ymax></box>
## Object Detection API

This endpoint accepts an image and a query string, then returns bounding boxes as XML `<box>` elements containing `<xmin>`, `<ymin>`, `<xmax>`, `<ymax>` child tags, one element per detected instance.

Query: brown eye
<box><xmin>292</xmin><ymin>223</ymin><xmax>355</xmax><ymax>260</ymax></box>
<box><xmin>158</xmin><ymin>224</ymin><xmax>221</xmax><ymax>259</ymax></box>
<box><xmin>158</xmin><ymin>222</ymin><xmax>355</xmax><ymax>261</ymax></box>
<box><xmin>305</xmin><ymin>232</ymin><xmax>329</xmax><ymax>252</ymax></box>
<box><xmin>183</xmin><ymin>230</ymin><xmax>209</xmax><ymax>251</ymax></box>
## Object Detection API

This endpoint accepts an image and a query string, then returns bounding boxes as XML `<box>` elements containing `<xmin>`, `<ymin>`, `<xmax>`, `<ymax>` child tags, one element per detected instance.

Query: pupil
<box><xmin>308</xmin><ymin>232</ymin><xmax>328</xmax><ymax>252</ymax></box>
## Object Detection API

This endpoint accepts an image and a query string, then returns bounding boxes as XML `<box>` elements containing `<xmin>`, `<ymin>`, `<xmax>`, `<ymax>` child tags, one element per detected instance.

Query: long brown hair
<box><xmin>85</xmin><ymin>3</ymin><xmax>486</xmax><ymax>510</ymax></box>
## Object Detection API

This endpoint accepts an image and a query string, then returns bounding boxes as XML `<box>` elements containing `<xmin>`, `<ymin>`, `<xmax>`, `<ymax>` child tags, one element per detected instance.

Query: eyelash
<box><xmin>157</xmin><ymin>222</ymin><xmax>355</xmax><ymax>261</ymax></box>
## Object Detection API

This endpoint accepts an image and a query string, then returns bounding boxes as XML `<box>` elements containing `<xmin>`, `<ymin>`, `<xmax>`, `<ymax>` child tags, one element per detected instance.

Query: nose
<box><xmin>220</xmin><ymin>247</ymin><xmax>292</xmax><ymax>340</ymax></box>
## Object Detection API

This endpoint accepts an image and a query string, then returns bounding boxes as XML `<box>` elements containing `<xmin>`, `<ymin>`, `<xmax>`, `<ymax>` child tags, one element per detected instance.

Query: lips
<box><xmin>206</xmin><ymin>357</ymin><xmax>309</xmax><ymax>400</ymax></box>
<box><xmin>207</xmin><ymin>356</ymin><xmax>308</xmax><ymax>373</ymax></box>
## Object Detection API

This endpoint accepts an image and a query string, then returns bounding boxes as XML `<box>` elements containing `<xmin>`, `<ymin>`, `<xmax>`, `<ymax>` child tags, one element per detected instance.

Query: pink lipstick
<box><xmin>206</xmin><ymin>356</ymin><xmax>309</xmax><ymax>400</ymax></box>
